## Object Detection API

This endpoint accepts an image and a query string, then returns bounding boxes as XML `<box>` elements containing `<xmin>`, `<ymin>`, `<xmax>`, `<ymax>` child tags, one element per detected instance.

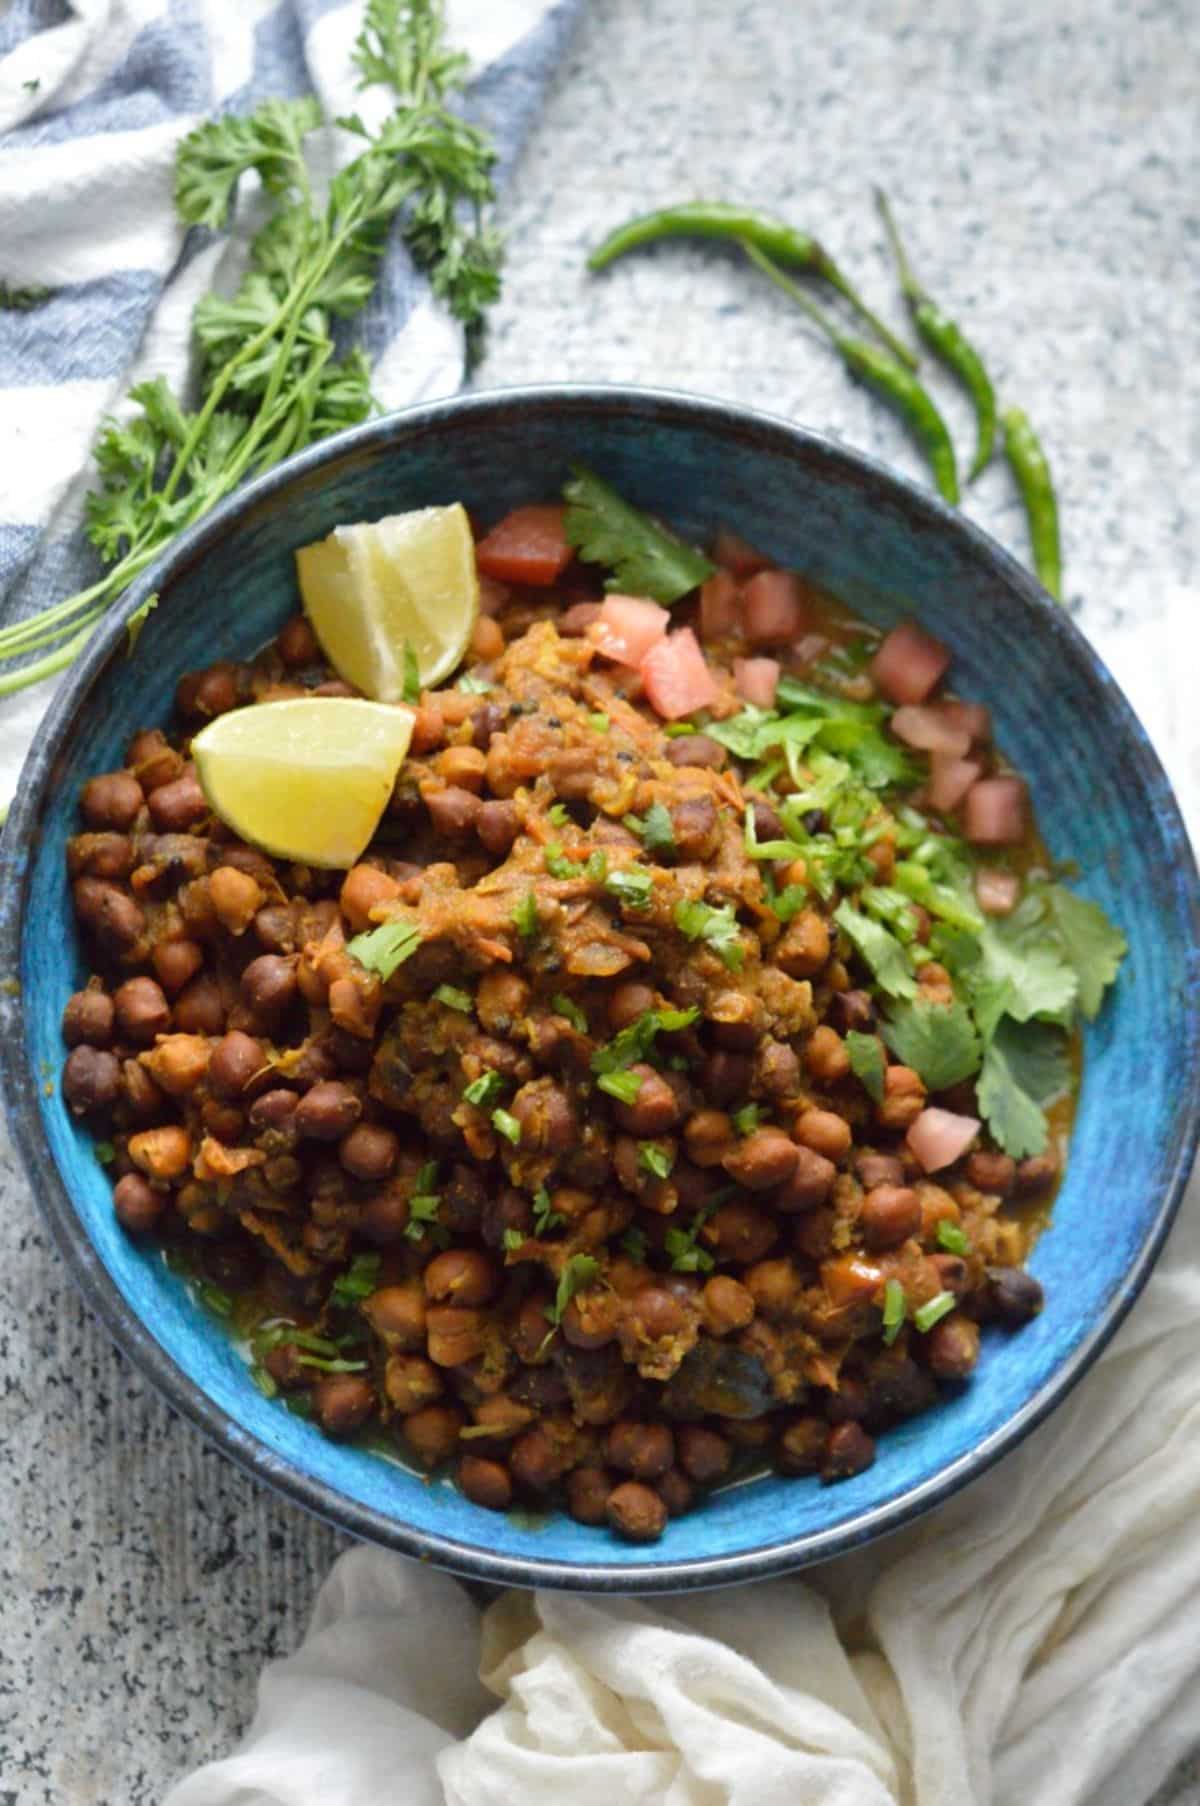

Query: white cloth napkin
<box><xmin>165</xmin><ymin>602</ymin><xmax>1199</xmax><ymax>1806</ymax></box>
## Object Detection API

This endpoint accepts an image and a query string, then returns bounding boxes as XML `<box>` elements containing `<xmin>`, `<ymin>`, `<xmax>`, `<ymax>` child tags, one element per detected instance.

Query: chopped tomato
<box><xmin>907</xmin><ymin>1108</ymin><xmax>980</xmax><ymax>1174</ymax></box>
<box><xmin>699</xmin><ymin>569</ymin><xmax>740</xmax><ymax>639</ymax></box>
<box><xmin>870</xmin><ymin>621</ymin><xmax>951</xmax><ymax>705</ymax></box>
<box><xmin>712</xmin><ymin>527</ymin><xmax>772</xmax><ymax>578</ymax></box>
<box><xmin>964</xmin><ymin>775</ymin><xmax>1028</xmax><ymax>845</ymax></box>
<box><xmin>475</xmin><ymin>505</ymin><xmax>572</xmax><ymax>587</ymax></box>
<box><xmin>640</xmin><ymin>627</ymin><xmax>720</xmax><ymax>721</ymax></box>
<box><xmin>586</xmin><ymin>594</ymin><xmax>670</xmax><ymax>668</ymax></box>
<box><xmin>975</xmin><ymin>868</ymin><xmax>1021</xmax><ymax>916</ymax></box>
<box><xmin>742</xmin><ymin>570</ymin><xmax>806</xmax><ymax>647</ymax></box>
<box><xmin>733</xmin><ymin>656</ymin><xmax>780</xmax><ymax>709</ymax></box>
<box><xmin>890</xmin><ymin>704</ymin><xmax>972</xmax><ymax>758</ymax></box>
<box><xmin>927</xmin><ymin>754</ymin><xmax>983</xmax><ymax>813</ymax></box>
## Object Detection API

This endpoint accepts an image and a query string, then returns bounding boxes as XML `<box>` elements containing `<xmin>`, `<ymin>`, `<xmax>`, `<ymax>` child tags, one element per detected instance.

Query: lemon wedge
<box><xmin>192</xmin><ymin>698</ymin><xmax>414</xmax><ymax>869</ymax></box>
<box><xmin>295</xmin><ymin>503</ymin><xmax>479</xmax><ymax>700</ymax></box>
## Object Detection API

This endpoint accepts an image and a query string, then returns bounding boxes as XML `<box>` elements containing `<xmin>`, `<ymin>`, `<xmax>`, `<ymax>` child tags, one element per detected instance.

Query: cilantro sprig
<box><xmin>674</xmin><ymin>899</ymin><xmax>745</xmax><ymax>971</ymax></box>
<box><xmin>346</xmin><ymin>920</ymin><xmax>423</xmax><ymax>979</ymax></box>
<box><xmin>591</xmin><ymin>1006</ymin><xmax>699</xmax><ymax>1078</ymax></box>
<box><xmin>563</xmin><ymin>466</ymin><xmax>714</xmax><ymax>604</ymax></box>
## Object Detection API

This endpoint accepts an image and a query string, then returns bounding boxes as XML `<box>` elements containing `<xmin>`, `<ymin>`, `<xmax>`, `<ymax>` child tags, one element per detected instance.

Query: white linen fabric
<box><xmin>164</xmin><ymin>602</ymin><xmax>1200</xmax><ymax>1806</ymax></box>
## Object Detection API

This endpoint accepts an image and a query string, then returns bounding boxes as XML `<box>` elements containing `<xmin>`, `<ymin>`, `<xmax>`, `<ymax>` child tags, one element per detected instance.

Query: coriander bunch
<box><xmin>0</xmin><ymin>0</ymin><xmax>501</xmax><ymax>699</ymax></box>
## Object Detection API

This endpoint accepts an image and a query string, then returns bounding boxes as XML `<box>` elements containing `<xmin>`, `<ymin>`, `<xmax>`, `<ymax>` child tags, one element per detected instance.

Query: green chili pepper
<box><xmin>1002</xmin><ymin>406</ymin><xmax>1062</xmax><ymax>600</ymax></box>
<box><xmin>874</xmin><ymin>189</ymin><xmax>997</xmax><ymax>481</ymax></box>
<box><xmin>743</xmin><ymin>242</ymin><xmax>959</xmax><ymax>505</ymax></box>
<box><xmin>589</xmin><ymin>200</ymin><xmax>917</xmax><ymax>370</ymax></box>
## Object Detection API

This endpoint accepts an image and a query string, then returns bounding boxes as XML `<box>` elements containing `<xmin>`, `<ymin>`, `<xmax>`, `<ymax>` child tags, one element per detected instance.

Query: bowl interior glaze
<box><xmin>3</xmin><ymin>386</ymin><xmax>1197</xmax><ymax>1591</ymax></box>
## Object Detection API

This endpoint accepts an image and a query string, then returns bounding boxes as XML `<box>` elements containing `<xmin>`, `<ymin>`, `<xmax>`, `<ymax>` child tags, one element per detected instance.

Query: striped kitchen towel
<box><xmin>0</xmin><ymin>0</ymin><xmax>581</xmax><ymax>801</ymax></box>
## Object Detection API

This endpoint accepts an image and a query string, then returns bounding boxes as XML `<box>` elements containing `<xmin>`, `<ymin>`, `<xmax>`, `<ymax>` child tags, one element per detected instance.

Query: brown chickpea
<box><xmin>565</xmin><ymin>1466</ymin><xmax>613</xmax><ymax>1525</ymax></box>
<box><xmin>676</xmin><ymin>1425</ymin><xmax>732</xmax><ymax>1486</ymax></box>
<box><xmin>771</xmin><ymin>1145</ymin><xmax>837</xmax><ymax>1213</ymax></box>
<box><xmin>775</xmin><ymin>909</ymin><xmax>831</xmax><ymax>978</ymax></box>
<box><xmin>670</xmin><ymin>794</ymin><xmax>720</xmax><ymax>861</ymax></box>
<box><xmin>607</xmin><ymin>981</ymin><xmax>655</xmax><ymax>1032</ymax></box>
<box><xmin>253</xmin><ymin>905</ymin><xmax>295</xmax><ymax>954</ymax></box>
<box><xmin>965</xmin><ymin>1150</ymin><xmax>1017</xmax><ymax>1196</ymax></box>
<box><xmin>756</xmin><ymin>1039</ymin><xmax>800</xmax><ymax>1100</ymax></box>
<box><xmin>112</xmin><ymin>976</ymin><xmax>171</xmax><ymax>1046</ymax></box>
<box><xmin>701</xmin><ymin>1275</ymin><xmax>756</xmax><ymax>1336</ymax></box>
<box><xmin>458</xmin><ymin>1453</ymin><xmax>512</xmax><ymax>1511</ymax></box>
<box><xmin>127</xmin><ymin>730</ymin><xmax>184</xmax><ymax>793</ymax></box>
<box><xmin>63</xmin><ymin>1046</ymin><xmax>121</xmax><ymax>1115</ymax></box>
<box><xmin>208</xmin><ymin>865</ymin><xmax>264</xmax><ymax>936</ymax></box>
<box><xmin>721</xmin><ymin>1127</ymin><xmax>799</xmax><ymax>1192</ymax></box>
<box><xmin>628</xmin><ymin>1286</ymin><xmax>688</xmax><ymax>1344</ymax></box>
<box><xmin>665</xmin><ymin>733</ymin><xmax>726</xmax><ymax>770</ymax></box>
<box><xmin>383</xmin><ymin>1353</ymin><xmax>443</xmax><ymax>1414</ymax></box>
<box><xmin>408</xmin><ymin>701</ymin><xmax>445</xmax><ymax>756</ymax></box>
<box><xmin>877</xmin><ymin>1065</ymin><xmax>926</xmax><ymax>1131</ymax></box>
<box><xmin>822</xmin><ymin>1421</ymin><xmax>877</xmax><ymax>1482</ymax></box>
<box><xmin>112</xmin><ymin>1172</ymin><xmax>163</xmax><ymax>1235</ymax></box>
<box><xmin>120</xmin><ymin>1058</ymin><xmax>165</xmax><ymax>1122</ymax></box>
<box><xmin>81</xmin><ymin>771</ymin><xmax>144</xmax><ymax>832</ymax></box>
<box><xmin>240</xmin><ymin>954</ymin><xmax>299</xmax><ymax>1024</ymax></box>
<box><xmin>510</xmin><ymin>1079</ymin><xmax>576</xmax><ymax>1153</ymax></box>
<box><xmin>425</xmin><ymin>1306</ymin><xmax>487</xmax><ymax>1368</ymax></box>
<box><xmin>208</xmin><ymin>1031</ymin><xmax>267</xmax><ymax>1100</ymax></box>
<box><xmin>824</xmin><ymin>1373</ymin><xmax>870</xmax><ymax>1424</ymax></box>
<box><xmin>476</xmin><ymin>799</ymin><xmax>520</xmax><ymax>855</ymax></box>
<box><xmin>142</xmin><ymin>1034</ymin><xmax>211</xmax><ymax>1097</ymax></box>
<box><xmin>248</xmin><ymin>1089</ymin><xmax>298</xmax><ymax>1135</ymax></box>
<box><xmin>509</xmin><ymin>1427</ymin><xmax>567</xmax><ymax>1493</ymax></box>
<box><xmin>424</xmin><ymin>784</ymin><xmax>482</xmax><ymax>836</ymax></box>
<box><xmin>277</xmin><ymin>615</ymin><xmax>319</xmax><ymax>666</ymax></box>
<box><xmin>147</xmin><ymin>771</ymin><xmax>209</xmax><ymax>833</ymax></box>
<box><xmin>743</xmin><ymin>1257</ymin><xmax>803</xmax><ymax>1320</ymax></box>
<box><xmin>400</xmin><ymin>1403</ymin><xmax>466</xmax><ymax>1470</ymax></box>
<box><xmin>931</xmin><ymin>1253</ymin><xmax>971</xmax><ymax>1299</ymax></box>
<box><xmin>423</xmin><ymin>1250</ymin><xmax>500</xmax><ymax>1308</ymax></box>
<box><xmin>474</xmin><ymin>969</ymin><xmax>529</xmax><ymax>1034</ymax></box>
<box><xmin>1014</xmin><ymin>1153</ymin><xmax>1058</xmax><ymax>1199</ymax></box>
<box><xmin>701</xmin><ymin>1049</ymin><xmax>752</xmax><ymax>1106</ymax></box>
<box><xmin>339</xmin><ymin>1122</ymin><xmax>400</xmax><ymax>1181</ymax></box>
<box><xmin>339</xmin><ymin>864</ymin><xmax>401</xmax><ymax>934</ymax></box>
<box><xmin>805</xmin><ymin>1024</ymin><xmax>851</xmax><ymax>1085</ymax></box>
<box><xmin>62</xmin><ymin>986</ymin><xmax>115</xmax><ymax>1049</ymax></box>
<box><xmin>684</xmin><ymin>1108</ymin><xmax>735</xmax><ymax>1168</ymax></box>
<box><xmin>655</xmin><ymin>1469</ymin><xmax>694</xmax><ymax>1518</ymax></box>
<box><xmin>513</xmin><ymin>1293</ymin><xmax>556</xmax><ymax>1364</ymax></box>
<box><xmin>613</xmin><ymin>1065</ymin><xmax>682</xmax><ymax>1136</ymax></box>
<box><xmin>855</xmin><ymin>1151</ymin><xmax>905</xmax><ymax>1190</ymax></box>
<box><xmin>925</xmin><ymin>1314</ymin><xmax>981</xmax><ymax>1380</ymax></box>
<box><xmin>703</xmin><ymin>1201</ymin><xmax>777</xmax><ymax>1266</ymax></box>
<box><xmin>69</xmin><ymin>834</ymin><xmax>136</xmax><ymax>883</ymax></box>
<box><xmin>363</xmin><ymin>1281</ymin><xmax>427</xmax><ymax>1349</ymax></box>
<box><xmin>860</xmin><ymin>1184</ymin><xmax>922</xmax><ymax>1251</ymax></box>
<box><xmin>794</xmin><ymin>1107</ymin><xmax>852</xmax><ymax>1163</ymax></box>
<box><xmin>562</xmin><ymin>1286</ymin><xmax>622</xmax><ymax>1350</ymax></box>
<box><xmin>294</xmin><ymin>1080</ymin><xmax>362</xmax><ymax>1140</ymax></box>
<box><xmin>313</xmin><ymin>1373</ymin><xmax>375</xmax><ymax>1439</ymax></box>
<box><xmin>328</xmin><ymin>976</ymin><xmax>381</xmax><ymax>1041</ymax></box>
<box><xmin>708</xmin><ymin>991</ymin><xmax>764</xmax><ymax>1050</ymax></box>
<box><xmin>775</xmin><ymin>1415</ymin><xmax>827</xmax><ymax>1476</ymax></box>
<box><xmin>151</xmin><ymin>937</ymin><xmax>204</xmax><ymax>996</ymax></box>
<box><xmin>436</xmin><ymin>744</ymin><xmax>488</xmax><ymax>793</ymax></box>
<box><xmin>73</xmin><ymin>879</ymin><xmax>145</xmax><ymax>953</ymax></box>
<box><xmin>173</xmin><ymin>972</ymin><xmax>226</xmax><ymax>1036</ymax></box>
<box><xmin>985</xmin><ymin>1266</ymin><xmax>1044</xmax><ymax>1325</ymax></box>
<box><xmin>127</xmin><ymin>1125</ymin><xmax>191</xmax><ymax>1181</ymax></box>
<box><xmin>606</xmin><ymin>1480</ymin><xmax>667</xmax><ymax>1542</ymax></box>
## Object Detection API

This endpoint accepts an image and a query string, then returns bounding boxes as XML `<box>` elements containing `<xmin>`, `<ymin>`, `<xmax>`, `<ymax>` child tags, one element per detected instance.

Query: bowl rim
<box><xmin>3</xmin><ymin>380</ymin><xmax>1198</xmax><ymax>1592</ymax></box>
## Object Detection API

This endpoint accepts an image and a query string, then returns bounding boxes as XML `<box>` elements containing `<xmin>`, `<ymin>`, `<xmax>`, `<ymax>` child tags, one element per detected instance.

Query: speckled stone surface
<box><xmin>1</xmin><ymin>0</ymin><xmax>1196</xmax><ymax>1800</ymax></box>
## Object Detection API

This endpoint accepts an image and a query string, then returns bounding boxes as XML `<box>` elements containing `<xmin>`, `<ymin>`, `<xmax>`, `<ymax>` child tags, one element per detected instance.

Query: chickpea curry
<box><xmin>60</xmin><ymin>471</ymin><xmax>1125</xmax><ymax>1544</ymax></box>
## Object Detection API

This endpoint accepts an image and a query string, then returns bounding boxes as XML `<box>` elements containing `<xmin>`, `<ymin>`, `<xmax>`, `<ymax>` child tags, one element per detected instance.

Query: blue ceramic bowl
<box><xmin>3</xmin><ymin>385</ymin><xmax>1197</xmax><ymax>1591</ymax></box>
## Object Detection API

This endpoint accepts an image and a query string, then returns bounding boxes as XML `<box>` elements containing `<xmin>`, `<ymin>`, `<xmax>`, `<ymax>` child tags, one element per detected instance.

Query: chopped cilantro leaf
<box><xmin>621</xmin><ymin>1227</ymin><xmax>648</xmax><ymax>1263</ymax></box>
<box><xmin>605</xmin><ymin>868</ymin><xmax>654</xmax><ymax>910</ymax></box>
<box><xmin>977</xmin><ymin>902</ymin><xmax>1077</xmax><ymax>1023</ymax></box>
<box><xmin>456</xmin><ymin>670</ymin><xmax>492</xmax><ymax>695</ymax></box>
<box><xmin>511</xmin><ymin>890</ymin><xmax>539</xmax><ymax>941</ymax></box>
<box><xmin>882</xmin><ymin>1278</ymin><xmax>907</xmax><ymax>1345</ymax></box>
<box><xmin>551</xmin><ymin>993</ymin><xmax>588</xmax><ymax>1033</ymax></box>
<box><xmin>845</xmin><ymin>1031</ymin><xmax>886</xmax><ymax>1104</ymax></box>
<box><xmin>196</xmin><ymin>1281</ymin><xmax>233</xmax><ymax>1318</ymax></box>
<box><xmin>913</xmin><ymin>1290</ymin><xmax>956</xmax><ymax>1333</ymax></box>
<box><xmin>545</xmin><ymin>842</ymin><xmax>584</xmax><ymax>880</ymax></box>
<box><xmin>562</xmin><ymin>465</ymin><xmax>715</xmax><ymax>604</ymax></box>
<box><xmin>591</xmin><ymin>1006</ymin><xmax>699</xmax><ymax>1075</ymax></box>
<box><xmin>597</xmin><ymin>1069</ymin><xmax>645</xmax><ymax>1105</ymax></box>
<box><xmin>769</xmin><ymin>882</ymin><xmax>810</xmax><ymax>923</ymax></box>
<box><xmin>664</xmin><ymin>1218</ymin><xmax>715</xmax><ymax>1273</ymax></box>
<box><xmin>673</xmin><ymin>898</ymin><xmax>744</xmax><ymax>971</ymax></box>
<box><xmin>975</xmin><ymin>1018</ymin><xmax>1069</xmax><ymax>1159</ymax></box>
<box><xmin>1045</xmin><ymin>883</ymin><xmax>1127</xmax><ymax>1019</ymax></box>
<box><xmin>463</xmin><ymin>1070</ymin><xmax>504</xmax><ymax>1108</ymax></box>
<box><xmin>861</xmin><ymin>884</ymin><xmax>923</xmax><ymax>944</ymax></box>
<box><xmin>406</xmin><ymin>1187</ymin><xmax>447</xmax><ymax>1246</ymax></box>
<box><xmin>589</xmin><ymin>712</ymin><xmax>610</xmax><ymax>733</ymax></box>
<box><xmin>346</xmin><ymin>920</ymin><xmax>423</xmax><ymax>980</ymax></box>
<box><xmin>732</xmin><ymin>1103</ymin><xmax>763</xmax><ymax>1136</ymax></box>
<box><xmin>638</xmin><ymin>1141</ymin><xmax>674</xmax><ymax>1179</ymax></box>
<box><xmin>545</xmin><ymin>1253</ymin><xmax>602</xmax><ymax>1328</ymax></box>
<box><xmin>532</xmin><ymin>1186</ymin><xmax>564</xmax><ymax>1235</ymax></box>
<box><xmin>585</xmin><ymin>849</ymin><xmax>609</xmax><ymax>882</ymax></box>
<box><xmin>547</xmin><ymin>802</ymin><xmax>570</xmax><ymax>827</ymax></box>
<box><xmin>94</xmin><ymin>1139</ymin><xmax>116</xmax><ymax>1165</ymax></box>
<box><xmin>894</xmin><ymin>857</ymin><xmax>983</xmax><ymax>935</ymax></box>
<box><xmin>623</xmin><ymin>800</ymin><xmax>677</xmax><ymax>854</ymax></box>
<box><xmin>503</xmin><ymin>1226</ymin><xmax>526</xmax><ymax>1253</ymax></box>
<box><xmin>936</xmin><ymin>1220</ymin><xmax>970</xmax><ymax>1256</ymax></box>
<box><xmin>834</xmin><ymin>901</ymin><xmax>917</xmax><ymax>1000</ymax></box>
<box><xmin>880</xmin><ymin>997</ymin><xmax>982</xmax><ymax>1092</ymax></box>
<box><xmin>433</xmin><ymin>984</ymin><xmax>473</xmax><ymax>1013</ymax></box>
<box><xmin>331</xmin><ymin>1253</ymin><xmax>381</xmax><ymax>1306</ymax></box>
<box><xmin>492</xmin><ymin>1107</ymin><xmax>521</xmax><ymax>1145</ymax></box>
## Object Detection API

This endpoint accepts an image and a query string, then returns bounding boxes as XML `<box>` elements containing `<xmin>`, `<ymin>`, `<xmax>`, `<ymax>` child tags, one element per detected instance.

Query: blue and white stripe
<box><xmin>0</xmin><ymin>0</ymin><xmax>581</xmax><ymax>796</ymax></box>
